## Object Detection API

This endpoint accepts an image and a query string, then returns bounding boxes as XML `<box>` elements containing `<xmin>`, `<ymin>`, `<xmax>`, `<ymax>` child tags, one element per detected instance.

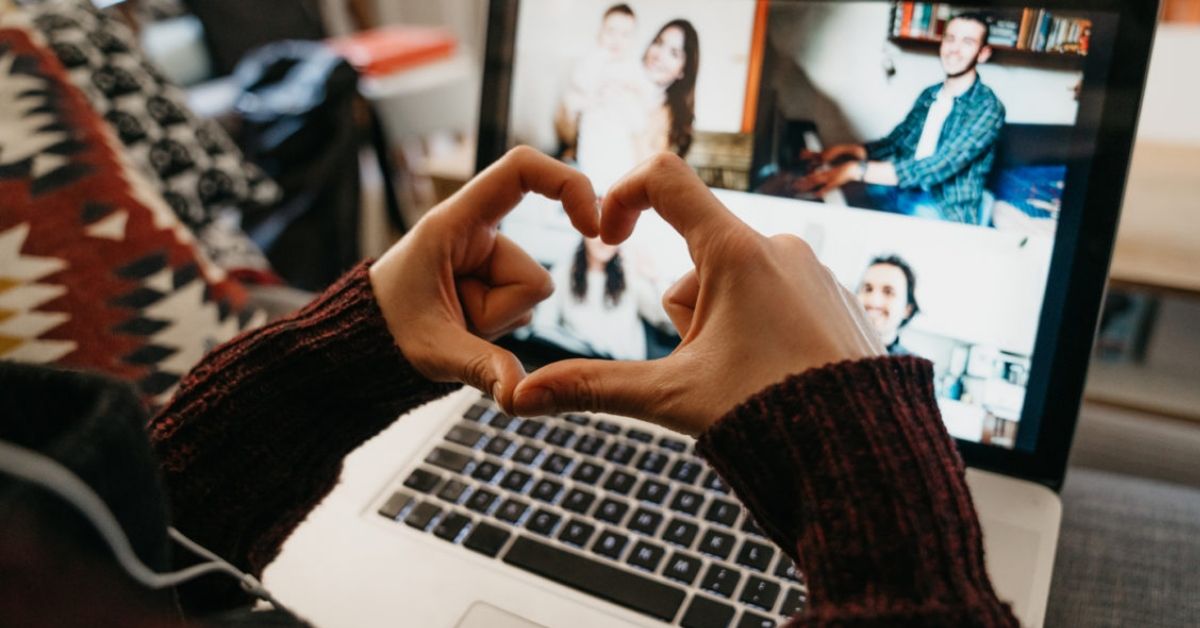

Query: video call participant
<box><xmin>556</xmin><ymin>11</ymin><xmax>700</xmax><ymax>191</ymax></box>
<box><xmin>857</xmin><ymin>254</ymin><xmax>921</xmax><ymax>356</ymax></box>
<box><xmin>798</xmin><ymin>12</ymin><xmax>1006</xmax><ymax>226</ymax></box>
<box><xmin>531</xmin><ymin>236</ymin><xmax>668</xmax><ymax>360</ymax></box>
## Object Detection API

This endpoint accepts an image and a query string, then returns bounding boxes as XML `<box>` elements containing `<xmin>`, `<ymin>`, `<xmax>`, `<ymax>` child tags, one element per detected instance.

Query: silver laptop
<box><xmin>261</xmin><ymin>1</ymin><xmax>1157</xmax><ymax>626</ymax></box>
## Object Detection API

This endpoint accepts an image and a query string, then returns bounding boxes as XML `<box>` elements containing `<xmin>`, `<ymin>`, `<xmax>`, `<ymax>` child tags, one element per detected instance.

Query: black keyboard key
<box><xmin>773</xmin><ymin>557</ymin><xmax>803</xmax><ymax>583</ymax></box>
<box><xmin>471</xmin><ymin>460</ymin><xmax>502</xmax><ymax>482</ymax></box>
<box><xmin>628</xmin><ymin>507</ymin><xmax>664</xmax><ymax>536</ymax></box>
<box><xmin>635</xmin><ymin>479</ymin><xmax>669</xmax><ymax>504</ymax></box>
<box><xmin>571</xmin><ymin>461</ymin><xmax>604</xmax><ymax>485</ymax></box>
<box><xmin>540</xmin><ymin>453</ymin><xmax>574</xmax><ymax>475</ymax></box>
<box><xmin>625</xmin><ymin>428</ymin><xmax>653</xmax><ymax>443</ymax></box>
<box><xmin>464</xmin><ymin>521</ymin><xmax>510</xmax><ymax>557</ymax></box>
<box><xmin>670</xmin><ymin>489</ymin><xmax>704</xmax><ymax>516</ymax></box>
<box><xmin>699</xmin><ymin>529</ymin><xmax>736</xmax><ymax>560</ymax></box>
<box><xmin>658</xmin><ymin>436</ymin><xmax>689</xmax><ymax>453</ymax></box>
<box><xmin>495</xmin><ymin>498</ymin><xmax>530</xmax><ymax>524</ymax></box>
<box><xmin>591</xmin><ymin>529</ymin><xmax>629</xmax><ymax>560</ymax></box>
<box><xmin>635</xmin><ymin>450</ymin><xmax>669</xmax><ymax>474</ymax></box>
<box><xmin>669</xmin><ymin>459</ymin><xmax>703</xmax><ymax>484</ymax></box>
<box><xmin>488</xmin><ymin>412</ymin><xmax>514</xmax><ymax>430</ymax></box>
<box><xmin>702</xmin><ymin>470</ymin><xmax>729</xmax><ymax>494</ymax></box>
<box><xmin>425</xmin><ymin>448</ymin><xmax>471</xmax><ymax>473</ymax></box>
<box><xmin>700</xmin><ymin>563</ymin><xmax>742</xmax><ymax>598</ymax></box>
<box><xmin>565</xmin><ymin>414</ymin><xmax>590</xmax><ymax>426</ymax></box>
<box><xmin>531</xmin><ymin>478</ymin><xmax>564</xmax><ymax>503</ymax></box>
<box><xmin>573</xmin><ymin>434</ymin><xmax>606</xmax><ymax>456</ymax></box>
<box><xmin>526</xmin><ymin>509</ymin><xmax>561</xmax><ymax>536</ymax></box>
<box><xmin>516</xmin><ymin>419</ymin><xmax>545</xmax><ymax>438</ymax></box>
<box><xmin>558</xmin><ymin>519</ymin><xmax>596</xmax><ymax>547</ymax></box>
<box><xmin>500</xmin><ymin>469</ymin><xmax>532</xmax><ymax>493</ymax></box>
<box><xmin>503</xmin><ymin>536</ymin><xmax>686</xmax><ymax>621</ymax></box>
<box><xmin>705</xmin><ymin>499</ymin><xmax>741</xmax><ymax>527</ymax></box>
<box><xmin>404</xmin><ymin>467</ymin><xmax>442</xmax><ymax>493</ymax></box>
<box><xmin>445</xmin><ymin>423</ymin><xmax>485</xmax><ymax>448</ymax></box>
<box><xmin>681</xmin><ymin>595</ymin><xmax>736</xmax><ymax>628</ymax></box>
<box><xmin>405</xmin><ymin>501</ymin><xmax>441</xmax><ymax>530</ymax></box>
<box><xmin>739</xmin><ymin>576</ymin><xmax>781</xmax><ymax>611</ymax></box>
<box><xmin>735</xmin><ymin>541</ymin><xmax>775</xmax><ymax>572</ymax></box>
<box><xmin>663</xmin><ymin>518</ymin><xmax>700</xmax><ymax>548</ymax></box>
<box><xmin>562</xmin><ymin>488</ymin><xmax>596</xmax><ymax>514</ymax></box>
<box><xmin>512</xmin><ymin>443</ymin><xmax>541</xmax><ymax>465</ymax></box>
<box><xmin>627</xmin><ymin>540</ymin><xmax>666</xmax><ymax>572</ymax></box>
<box><xmin>484</xmin><ymin>435</ymin><xmax>513</xmax><ymax>457</ymax></box>
<box><xmin>377</xmin><ymin>491</ymin><xmax>412</xmax><ymax>519</ymax></box>
<box><xmin>737</xmin><ymin>611</ymin><xmax>777</xmax><ymax>628</ymax></box>
<box><xmin>663</xmin><ymin>552</ymin><xmax>703</xmax><ymax>585</ymax></box>
<box><xmin>466</xmin><ymin>488</ymin><xmax>498</xmax><ymax>513</ymax></box>
<box><xmin>594</xmin><ymin>420</ymin><xmax>620</xmax><ymax>434</ymax></box>
<box><xmin>545</xmin><ymin>426</ymin><xmax>575</xmax><ymax>447</ymax></box>
<box><xmin>433</xmin><ymin>511</ymin><xmax>471</xmax><ymax>541</ymax></box>
<box><xmin>463</xmin><ymin>403</ymin><xmax>491</xmax><ymax>421</ymax></box>
<box><xmin>436</xmin><ymin>479</ymin><xmax>469</xmax><ymax>504</ymax></box>
<box><xmin>741</xmin><ymin>517</ymin><xmax>765</xmax><ymax>538</ymax></box>
<box><xmin>780</xmin><ymin>588</ymin><xmax>807</xmax><ymax>616</ymax></box>
<box><xmin>603</xmin><ymin>470</ymin><xmax>637</xmax><ymax>495</ymax></box>
<box><xmin>595</xmin><ymin>498</ymin><xmax>629</xmax><ymax>524</ymax></box>
<box><xmin>603</xmin><ymin>442</ymin><xmax>637</xmax><ymax>465</ymax></box>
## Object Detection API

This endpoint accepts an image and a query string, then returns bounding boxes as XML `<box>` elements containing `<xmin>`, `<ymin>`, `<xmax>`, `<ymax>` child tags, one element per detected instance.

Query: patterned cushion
<box><xmin>19</xmin><ymin>0</ymin><xmax>283</xmax><ymax>275</ymax></box>
<box><xmin>0</xmin><ymin>21</ymin><xmax>264</xmax><ymax>404</ymax></box>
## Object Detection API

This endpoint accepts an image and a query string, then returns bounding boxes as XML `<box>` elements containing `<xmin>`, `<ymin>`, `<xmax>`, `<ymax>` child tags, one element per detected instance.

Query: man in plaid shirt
<box><xmin>798</xmin><ymin>12</ymin><xmax>1005</xmax><ymax>225</ymax></box>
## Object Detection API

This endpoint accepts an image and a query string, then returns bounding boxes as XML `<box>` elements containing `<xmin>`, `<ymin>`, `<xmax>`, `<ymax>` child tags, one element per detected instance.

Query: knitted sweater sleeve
<box><xmin>696</xmin><ymin>356</ymin><xmax>1018</xmax><ymax>627</ymax></box>
<box><xmin>147</xmin><ymin>261</ymin><xmax>460</xmax><ymax>610</ymax></box>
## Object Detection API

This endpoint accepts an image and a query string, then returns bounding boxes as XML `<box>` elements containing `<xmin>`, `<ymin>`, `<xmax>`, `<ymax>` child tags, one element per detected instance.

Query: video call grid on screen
<box><xmin>497</xmin><ymin>0</ymin><xmax>1115</xmax><ymax>451</ymax></box>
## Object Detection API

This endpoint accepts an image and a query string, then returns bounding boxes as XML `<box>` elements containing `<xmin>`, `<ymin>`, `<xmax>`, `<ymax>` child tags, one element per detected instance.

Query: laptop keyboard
<box><xmin>374</xmin><ymin>398</ymin><xmax>808</xmax><ymax>627</ymax></box>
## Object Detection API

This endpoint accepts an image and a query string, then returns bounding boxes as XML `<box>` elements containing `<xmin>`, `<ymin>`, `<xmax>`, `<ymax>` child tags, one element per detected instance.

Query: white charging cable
<box><xmin>0</xmin><ymin>439</ymin><xmax>293</xmax><ymax>616</ymax></box>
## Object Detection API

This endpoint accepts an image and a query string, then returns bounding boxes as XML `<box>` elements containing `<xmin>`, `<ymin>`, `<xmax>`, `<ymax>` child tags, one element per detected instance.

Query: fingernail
<box><xmin>516</xmin><ymin>387</ymin><xmax>553</xmax><ymax>415</ymax></box>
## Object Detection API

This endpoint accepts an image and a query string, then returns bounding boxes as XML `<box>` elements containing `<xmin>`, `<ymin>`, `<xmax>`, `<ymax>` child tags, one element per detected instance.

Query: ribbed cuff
<box><xmin>696</xmin><ymin>356</ymin><xmax>1015</xmax><ymax>626</ymax></box>
<box><xmin>150</xmin><ymin>261</ymin><xmax>460</xmax><ymax>611</ymax></box>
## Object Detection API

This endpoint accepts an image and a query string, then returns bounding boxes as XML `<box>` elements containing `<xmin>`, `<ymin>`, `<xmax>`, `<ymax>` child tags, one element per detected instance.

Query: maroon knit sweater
<box><xmin>148</xmin><ymin>262</ymin><xmax>1017</xmax><ymax>626</ymax></box>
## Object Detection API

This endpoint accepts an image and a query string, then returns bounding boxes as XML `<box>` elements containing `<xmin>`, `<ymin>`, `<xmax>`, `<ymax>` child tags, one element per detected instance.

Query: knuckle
<box><xmin>568</xmin><ymin>373</ymin><xmax>604</xmax><ymax>413</ymax></box>
<box><xmin>647</xmin><ymin>151</ymin><xmax>684</xmax><ymax>173</ymax></box>
<box><xmin>462</xmin><ymin>351</ymin><xmax>492</xmax><ymax>391</ymax></box>
<box><xmin>506</xmin><ymin>144</ymin><xmax>537</xmax><ymax>164</ymax></box>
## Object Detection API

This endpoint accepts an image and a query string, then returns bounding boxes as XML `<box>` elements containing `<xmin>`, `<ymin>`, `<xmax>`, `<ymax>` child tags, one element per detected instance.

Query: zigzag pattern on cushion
<box><xmin>18</xmin><ymin>0</ymin><xmax>282</xmax><ymax>274</ymax></box>
<box><xmin>0</xmin><ymin>27</ymin><xmax>264</xmax><ymax>404</ymax></box>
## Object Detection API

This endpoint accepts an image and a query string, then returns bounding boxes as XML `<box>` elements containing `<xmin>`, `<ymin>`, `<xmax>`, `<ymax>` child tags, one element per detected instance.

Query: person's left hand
<box><xmin>794</xmin><ymin>161</ymin><xmax>864</xmax><ymax>196</ymax></box>
<box><xmin>370</xmin><ymin>147</ymin><xmax>599</xmax><ymax>412</ymax></box>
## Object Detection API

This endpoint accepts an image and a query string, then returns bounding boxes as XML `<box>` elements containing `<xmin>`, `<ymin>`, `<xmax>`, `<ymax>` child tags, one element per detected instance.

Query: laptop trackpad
<box><xmin>455</xmin><ymin>602</ymin><xmax>547</xmax><ymax>628</ymax></box>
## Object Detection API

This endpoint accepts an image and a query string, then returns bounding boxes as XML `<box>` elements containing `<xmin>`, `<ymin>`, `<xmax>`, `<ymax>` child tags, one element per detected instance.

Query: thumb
<box><xmin>435</xmin><ymin>329</ymin><xmax>528</xmax><ymax>413</ymax></box>
<box><xmin>513</xmin><ymin>358</ymin><xmax>687</xmax><ymax>431</ymax></box>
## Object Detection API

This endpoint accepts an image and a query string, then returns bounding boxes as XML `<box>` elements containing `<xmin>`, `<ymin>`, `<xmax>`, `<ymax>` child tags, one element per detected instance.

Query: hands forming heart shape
<box><xmin>370</xmin><ymin>147</ymin><xmax>883</xmax><ymax>437</ymax></box>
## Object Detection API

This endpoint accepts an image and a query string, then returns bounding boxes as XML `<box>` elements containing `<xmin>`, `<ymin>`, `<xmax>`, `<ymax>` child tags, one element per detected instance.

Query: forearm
<box><xmin>696</xmin><ymin>356</ymin><xmax>1016</xmax><ymax>627</ymax></box>
<box><xmin>149</xmin><ymin>261</ymin><xmax>459</xmax><ymax>607</ymax></box>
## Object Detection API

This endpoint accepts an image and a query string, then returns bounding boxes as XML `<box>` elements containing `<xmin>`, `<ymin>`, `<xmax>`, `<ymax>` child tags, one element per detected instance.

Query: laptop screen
<box><xmin>493</xmin><ymin>0</ymin><xmax>1121</xmax><ymax>454</ymax></box>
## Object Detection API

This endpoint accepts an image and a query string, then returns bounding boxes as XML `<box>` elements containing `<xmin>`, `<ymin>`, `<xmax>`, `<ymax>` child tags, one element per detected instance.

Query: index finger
<box><xmin>601</xmin><ymin>153</ymin><xmax>749</xmax><ymax>249</ymax></box>
<box><xmin>449</xmin><ymin>146</ymin><xmax>599</xmax><ymax>237</ymax></box>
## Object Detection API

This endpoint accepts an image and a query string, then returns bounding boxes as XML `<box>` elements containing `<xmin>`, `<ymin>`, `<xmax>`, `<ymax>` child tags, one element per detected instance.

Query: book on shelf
<box><xmin>892</xmin><ymin>2</ymin><xmax>1090</xmax><ymax>56</ymax></box>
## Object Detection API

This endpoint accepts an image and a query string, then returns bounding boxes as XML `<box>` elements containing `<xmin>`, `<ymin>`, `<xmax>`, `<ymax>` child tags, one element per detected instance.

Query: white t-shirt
<box><xmin>914</xmin><ymin>86</ymin><xmax>956</xmax><ymax>160</ymax></box>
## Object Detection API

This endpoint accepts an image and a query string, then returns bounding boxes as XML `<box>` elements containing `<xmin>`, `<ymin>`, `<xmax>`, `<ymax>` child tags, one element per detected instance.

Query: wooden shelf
<box><xmin>889</xmin><ymin>35</ymin><xmax>1086</xmax><ymax>68</ymax></box>
<box><xmin>1110</xmin><ymin>142</ymin><xmax>1200</xmax><ymax>297</ymax></box>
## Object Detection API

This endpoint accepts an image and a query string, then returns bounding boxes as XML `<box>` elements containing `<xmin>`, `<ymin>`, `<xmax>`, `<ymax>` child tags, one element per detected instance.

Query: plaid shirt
<box><xmin>864</xmin><ymin>78</ymin><xmax>1005</xmax><ymax>224</ymax></box>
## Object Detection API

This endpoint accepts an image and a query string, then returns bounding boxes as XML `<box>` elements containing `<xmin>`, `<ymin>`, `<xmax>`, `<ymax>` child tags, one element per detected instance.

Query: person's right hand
<box><xmin>512</xmin><ymin>154</ymin><xmax>884</xmax><ymax>436</ymax></box>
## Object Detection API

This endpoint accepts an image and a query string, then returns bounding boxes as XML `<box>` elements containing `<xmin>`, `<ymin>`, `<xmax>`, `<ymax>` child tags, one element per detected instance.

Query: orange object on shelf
<box><xmin>328</xmin><ymin>26</ymin><xmax>457</xmax><ymax>76</ymax></box>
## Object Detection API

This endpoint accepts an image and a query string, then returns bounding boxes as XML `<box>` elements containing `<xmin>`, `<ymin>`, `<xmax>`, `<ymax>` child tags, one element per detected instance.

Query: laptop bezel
<box><xmin>475</xmin><ymin>0</ymin><xmax>1160</xmax><ymax>491</ymax></box>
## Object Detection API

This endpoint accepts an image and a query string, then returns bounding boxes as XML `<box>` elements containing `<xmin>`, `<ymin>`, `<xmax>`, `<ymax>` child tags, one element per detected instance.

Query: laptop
<box><xmin>261</xmin><ymin>1</ymin><xmax>1157</xmax><ymax>626</ymax></box>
